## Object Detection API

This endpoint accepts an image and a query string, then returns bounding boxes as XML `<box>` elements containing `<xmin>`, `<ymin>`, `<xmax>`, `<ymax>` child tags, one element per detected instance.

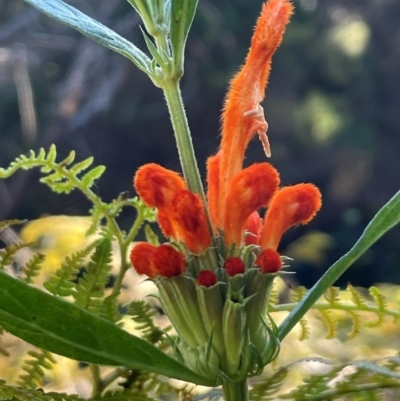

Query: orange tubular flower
<box><xmin>223</xmin><ymin>163</ymin><xmax>279</xmax><ymax>246</ymax></box>
<box><xmin>130</xmin><ymin>243</ymin><xmax>186</xmax><ymax>278</ymax></box>
<box><xmin>130</xmin><ymin>243</ymin><xmax>158</xmax><ymax>278</ymax></box>
<box><xmin>153</xmin><ymin>244</ymin><xmax>186</xmax><ymax>277</ymax></box>
<box><xmin>215</xmin><ymin>0</ymin><xmax>294</xmax><ymax>226</ymax></box>
<box><xmin>172</xmin><ymin>190</ymin><xmax>211</xmax><ymax>254</ymax></box>
<box><xmin>134</xmin><ymin>163</ymin><xmax>186</xmax><ymax>210</ymax></box>
<box><xmin>131</xmin><ymin>0</ymin><xmax>320</xmax><ymax>276</ymax></box>
<box><xmin>260</xmin><ymin>184</ymin><xmax>322</xmax><ymax>251</ymax></box>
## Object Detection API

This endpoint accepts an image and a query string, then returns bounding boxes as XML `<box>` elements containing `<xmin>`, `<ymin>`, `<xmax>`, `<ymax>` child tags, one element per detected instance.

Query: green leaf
<box><xmin>0</xmin><ymin>271</ymin><xmax>216</xmax><ymax>386</ymax></box>
<box><xmin>279</xmin><ymin>189</ymin><xmax>400</xmax><ymax>341</ymax></box>
<box><xmin>23</xmin><ymin>0</ymin><xmax>152</xmax><ymax>74</ymax></box>
<box><xmin>170</xmin><ymin>0</ymin><xmax>199</xmax><ymax>76</ymax></box>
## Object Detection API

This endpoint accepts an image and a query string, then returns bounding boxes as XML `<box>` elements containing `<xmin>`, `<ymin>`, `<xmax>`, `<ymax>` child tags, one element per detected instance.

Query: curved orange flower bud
<box><xmin>255</xmin><ymin>248</ymin><xmax>282</xmax><ymax>273</ymax></box>
<box><xmin>206</xmin><ymin>152</ymin><xmax>221</xmax><ymax>229</ymax></box>
<box><xmin>244</xmin><ymin>211</ymin><xmax>263</xmax><ymax>246</ymax></box>
<box><xmin>157</xmin><ymin>210</ymin><xmax>179</xmax><ymax>240</ymax></box>
<box><xmin>197</xmin><ymin>270</ymin><xmax>218</xmax><ymax>287</ymax></box>
<box><xmin>130</xmin><ymin>242</ymin><xmax>158</xmax><ymax>278</ymax></box>
<box><xmin>154</xmin><ymin>244</ymin><xmax>186</xmax><ymax>277</ymax></box>
<box><xmin>223</xmin><ymin>163</ymin><xmax>280</xmax><ymax>246</ymax></box>
<box><xmin>173</xmin><ymin>190</ymin><xmax>212</xmax><ymax>254</ymax></box>
<box><xmin>218</xmin><ymin>0</ymin><xmax>293</xmax><ymax>223</ymax></box>
<box><xmin>224</xmin><ymin>257</ymin><xmax>245</xmax><ymax>276</ymax></box>
<box><xmin>134</xmin><ymin>163</ymin><xmax>186</xmax><ymax>210</ymax></box>
<box><xmin>260</xmin><ymin>183</ymin><xmax>322</xmax><ymax>250</ymax></box>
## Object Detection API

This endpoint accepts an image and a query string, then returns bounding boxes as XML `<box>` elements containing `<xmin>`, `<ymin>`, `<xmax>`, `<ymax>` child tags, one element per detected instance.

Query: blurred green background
<box><xmin>1</xmin><ymin>0</ymin><xmax>399</xmax><ymax>287</ymax></box>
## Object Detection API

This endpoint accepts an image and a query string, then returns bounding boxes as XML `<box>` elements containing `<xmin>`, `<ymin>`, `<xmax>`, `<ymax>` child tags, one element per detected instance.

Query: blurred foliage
<box><xmin>0</xmin><ymin>0</ymin><xmax>399</xmax><ymax>290</ymax></box>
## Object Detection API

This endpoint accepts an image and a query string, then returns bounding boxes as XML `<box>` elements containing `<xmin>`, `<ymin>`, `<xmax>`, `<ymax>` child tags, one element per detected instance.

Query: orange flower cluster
<box><xmin>130</xmin><ymin>0</ymin><xmax>321</xmax><ymax>279</ymax></box>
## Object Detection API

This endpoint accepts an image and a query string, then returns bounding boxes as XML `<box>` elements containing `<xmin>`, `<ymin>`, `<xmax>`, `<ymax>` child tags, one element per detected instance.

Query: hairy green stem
<box><xmin>222</xmin><ymin>380</ymin><xmax>249</xmax><ymax>401</ymax></box>
<box><xmin>162</xmin><ymin>79</ymin><xmax>219</xmax><ymax>261</ymax></box>
<box><xmin>112</xmin><ymin>204</ymin><xmax>148</xmax><ymax>296</ymax></box>
<box><xmin>162</xmin><ymin>80</ymin><xmax>205</xmax><ymax>199</ymax></box>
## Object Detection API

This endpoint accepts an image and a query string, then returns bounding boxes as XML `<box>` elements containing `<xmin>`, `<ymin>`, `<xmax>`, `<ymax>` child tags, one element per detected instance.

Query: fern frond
<box><xmin>43</xmin><ymin>239</ymin><xmax>100</xmax><ymax>297</ymax></box>
<box><xmin>0</xmin><ymin>379</ymin><xmax>87</xmax><ymax>401</ymax></box>
<box><xmin>347</xmin><ymin>310</ymin><xmax>362</xmax><ymax>339</ymax></box>
<box><xmin>121</xmin><ymin>371</ymin><xmax>192</xmax><ymax>400</ymax></box>
<box><xmin>73</xmin><ymin>238</ymin><xmax>113</xmax><ymax>314</ymax></box>
<box><xmin>126</xmin><ymin>300</ymin><xmax>165</xmax><ymax>344</ymax></box>
<box><xmin>87</xmin><ymin>207</ymin><xmax>105</xmax><ymax>236</ymax></box>
<box><xmin>17</xmin><ymin>349</ymin><xmax>56</xmax><ymax>390</ymax></box>
<box><xmin>22</xmin><ymin>253</ymin><xmax>45</xmax><ymax>284</ymax></box>
<box><xmin>279</xmin><ymin>357</ymin><xmax>400</xmax><ymax>400</ymax></box>
<box><xmin>0</xmin><ymin>145</ymin><xmax>105</xmax><ymax>195</ymax></box>
<box><xmin>0</xmin><ymin>242</ymin><xmax>33</xmax><ymax>270</ymax></box>
<box><xmin>318</xmin><ymin>309</ymin><xmax>337</xmax><ymax>339</ymax></box>
<box><xmin>290</xmin><ymin>286</ymin><xmax>307</xmax><ymax>303</ymax></box>
<box><xmin>298</xmin><ymin>317</ymin><xmax>310</xmax><ymax>341</ymax></box>
<box><xmin>368</xmin><ymin>287</ymin><xmax>389</xmax><ymax>326</ymax></box>
<box><xmin>323</xmin><ymin>286</ymin><xmax>340</xmax><ymax>305</ymax></box>
<box><xmin>95</xmin><ymin>389</ymin><xmax>154</xmax><ymax>401</ymax></box>
<box><xmin>348</xmin><ymin>283</ymin><xmax>367</xmax><ymax>307</ymax></box>
<box><xmin>102</xmin><ymin>293</ymin><xmax>123</xmax><ymax>324</ymax></box>
<box><xmin>250</xmin><ymin>367</ymin><xmax>289</xmax><ymax>401</ymax></box>
<box><xmin>270</xmin><ymin>284</ymin><xmax>400</xmax><ymax>340</ymax></box>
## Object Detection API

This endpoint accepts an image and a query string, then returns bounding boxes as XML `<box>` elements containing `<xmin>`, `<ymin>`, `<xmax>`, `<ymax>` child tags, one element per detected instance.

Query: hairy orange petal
<box><xmin>260</xmin><ymin>183</ymin><xmax>322</xmax><ymax>250</ymax></box>
<box><xmin>134</xmin><ymin>163</ymin><xmax>186</xmax><ymax>210</ymax></box>
<box><xmin>130</xmin><ymin>242</ymin><xmax>158</xmax><ymax>278</ymax></box>
<box><xmin>153</xmin><ymin>244</ymin><xmax>186</xmax><ymax>277</ymax></box>
<box><xmin>173</xmin><ymin>190</ymin><xmax>212</xmax><ymax>254</ymax></box>
<box><xmin>244</xmin><ymin>211</ymin><xmax>263</xmax><ymax>246</ymax></box>
<box><xmin>157</xmin><ymin>210</ymin><xmax>180</xmax><ymax>240</ymax></box>
<box><xmin>206</xmin><ymin>152</ymin><xmax>221</xmax><ymax>229</ymax></box>
<box><xmin>218</xmin><ymin>0</ymin><xmax>293</xmax><ymax>223</ymax></box>
<box><xmin>223</xmin><ymin>163</ymin><xmax>280</xmax><ymax>246</ymax></box>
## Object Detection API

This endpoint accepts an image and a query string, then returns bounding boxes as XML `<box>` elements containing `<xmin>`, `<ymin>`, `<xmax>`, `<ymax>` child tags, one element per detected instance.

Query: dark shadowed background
<box><xmin>1</xmin><ymin>0</ymin><xmax>399</xmax><ymax>287</ymax></box>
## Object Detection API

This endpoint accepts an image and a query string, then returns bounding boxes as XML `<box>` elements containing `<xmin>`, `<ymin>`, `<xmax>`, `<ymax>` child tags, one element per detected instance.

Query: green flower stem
<box><xmin>278</xmin><ymin>188</ymin><xmax>400</xmax><ymax>341</ymax></box>
<box><xmin>222</xmin><ymin>380</ymin><xmax>249</xmax><ymax>401</ymax></box>
<box><xmin>162</xmin><ymin>79</ymin><xmax>219</xmax><ymax>256</ymax></box>
<box><xmin>162</xmin><ymin>80</ymin><xmax>205</xmax><ymax>199</ymax></box>
<box><xmin>112</xmin><ymin>204</ymin><xmax>148</xmax><ymax>296</ymax></box>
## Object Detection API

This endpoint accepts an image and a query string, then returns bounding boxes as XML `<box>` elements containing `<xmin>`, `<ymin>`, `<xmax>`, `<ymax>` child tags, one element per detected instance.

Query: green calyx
<box><xmin>153</xmin><ymin>250</ymin><xmax>284</xmax><ymax>382</ymax></box>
